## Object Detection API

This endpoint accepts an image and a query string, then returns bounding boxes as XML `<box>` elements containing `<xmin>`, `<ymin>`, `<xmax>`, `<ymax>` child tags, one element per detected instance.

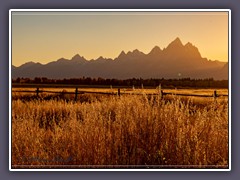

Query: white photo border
<box><xmin>9</xmin><ymin>9</ymin><xmax>231</xmax><ymax>172</ymax></box>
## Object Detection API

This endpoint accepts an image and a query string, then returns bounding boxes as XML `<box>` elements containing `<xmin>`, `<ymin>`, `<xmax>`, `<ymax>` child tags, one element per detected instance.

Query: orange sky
<box><xmin>11</xmin><ymin>10</ymin><xmax>229</xmax><ymax>66</ymax></box>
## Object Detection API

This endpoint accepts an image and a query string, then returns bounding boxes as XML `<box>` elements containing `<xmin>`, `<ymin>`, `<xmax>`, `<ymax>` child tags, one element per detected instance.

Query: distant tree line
<box><xmin>12</xmin><ymin>77</ymin><xmax>228</xmax><ymax>89</ymax></box>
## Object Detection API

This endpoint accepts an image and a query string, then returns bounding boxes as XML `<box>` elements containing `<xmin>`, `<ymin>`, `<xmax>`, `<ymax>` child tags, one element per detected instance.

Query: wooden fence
<box><xmin>12</xmin><ymin>87</ymin><xmax>228</xmax><ymax>101</ymax></box>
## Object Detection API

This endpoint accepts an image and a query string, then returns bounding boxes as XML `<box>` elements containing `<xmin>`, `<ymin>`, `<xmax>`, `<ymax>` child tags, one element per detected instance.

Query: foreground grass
<box><xmin>11</xmin><ymin>95</ymin><xmax>228</xmax><ymax>168</ymax></box>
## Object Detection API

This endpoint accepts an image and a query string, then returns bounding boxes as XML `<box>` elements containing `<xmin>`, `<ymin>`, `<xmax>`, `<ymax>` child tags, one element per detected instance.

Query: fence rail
<box><xmin>12</xmin><ymin>87</ymin><xmax>228</xmax><ymax>100</ymax></box>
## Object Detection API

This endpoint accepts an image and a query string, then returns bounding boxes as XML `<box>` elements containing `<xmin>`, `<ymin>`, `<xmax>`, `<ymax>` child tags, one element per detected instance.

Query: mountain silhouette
<box><xmin>12</xmin><ymin>37</ymin><xmax>228</xmax><ymax>80</ymax></box>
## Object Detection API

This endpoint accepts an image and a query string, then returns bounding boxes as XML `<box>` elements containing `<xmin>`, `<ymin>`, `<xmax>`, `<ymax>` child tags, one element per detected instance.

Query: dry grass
<box><xmin>11</xmin><ymin>94</ymin><xmax>228</xmax><ymax>168</ymax></box>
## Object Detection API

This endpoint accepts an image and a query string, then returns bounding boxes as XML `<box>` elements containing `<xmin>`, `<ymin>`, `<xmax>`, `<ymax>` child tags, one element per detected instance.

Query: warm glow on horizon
<box><xmin>11</xmin><ymin>11</ymin><xmax>229</xmax><ymax>67</ymax></box>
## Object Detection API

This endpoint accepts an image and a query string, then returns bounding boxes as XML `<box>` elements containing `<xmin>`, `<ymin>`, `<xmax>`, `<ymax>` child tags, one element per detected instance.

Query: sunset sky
<box><xmin>11</xmin><ymin>10</ymin><xmax>229</xmax><ymax>67</ymax></box>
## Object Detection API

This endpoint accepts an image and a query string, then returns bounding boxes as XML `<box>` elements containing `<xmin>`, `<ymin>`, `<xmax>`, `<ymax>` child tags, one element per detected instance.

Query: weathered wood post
<box><xmin>213</xmin><ymin>90</ymin><xmax>217</xmax><ymax>99</ymax></box>
<box><xmin>36</xmin><ymin>87</ymin><xmax>39</xmax><ymax>97</ymax></box>
<box><xmin>118</xmin><ymin>88</ymin><xmax>121</xmax><ymax>97</ymax></box>
<box><xmin>141</xmin><ymin>83</ymin><xmax>144</xmax><ymax>89</ymax></box>
<box><xmin>75</xmin><ymin>88</ymin><xmax>78</xmax><ymax>102</ymax></box>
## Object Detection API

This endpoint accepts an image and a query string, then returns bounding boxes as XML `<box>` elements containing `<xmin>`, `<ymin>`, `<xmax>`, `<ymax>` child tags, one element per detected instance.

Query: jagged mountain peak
<box><xmin>185</xmin><ymin>42</ymin><xmax>198</xmax><ymax>50</ymax></box>
<box><xmin>71</xmin><ymin>54</ymin><xmax>81</xmax><ymax>59</ymax></box>
<box><xmin>184</xmin><ymin>42</ymin><xmax>202</xmax><ymax>58</ymax></box>
<box><xmin>127</xmin><ymin>49</ymin><xmax>144</xmax><ymax>56</ymax></box>
<box><xmin>149</xmin><ymin>46</ymin><xmax>162</xmax><ymax>55</ymax></box>
<box><xmin>163</xmin><ymin>37</ymin><xmax>185</xmax><ymax>53</ymax></box>
<box><xmin>132</xmin><ymin>49</ymin><xmax>140</xmax><ymax>53</ymax></box>
<box><xmin>117</xmin><ymin>50</ymin><xmax>126</xmax><ymax>59</ymax></box>
<box><xmin>71</xmin><ymin>54</ymin><xmax>87</xmax><ymax>62</ymax></box>
<box><xmin>96</xmin><ymin>56</ymin><xmax>105</xmax><ymax>61</ymax></box>
<box><xmin>97</xmin><ymin>56</ymin><xmax>113</xmax><ymax>60</ymax></box>
<box><xmin>168</xmin><ymin>37</ymin><xmax>183</xmax><ymax>47</ymax></box>
<box><xmin>119</xmin><ymin>50</ymin><xmax>126</xmax><ymax>55</ymax></box>
<box><xmin>152</xmin><ymin>45</ymin><xmax>161</xmax><ymax>51</ymax></box>
<box><xmin>185</xmin><ymin>42</ymin><xmax>194</xmax><ymax>47</ymax></box>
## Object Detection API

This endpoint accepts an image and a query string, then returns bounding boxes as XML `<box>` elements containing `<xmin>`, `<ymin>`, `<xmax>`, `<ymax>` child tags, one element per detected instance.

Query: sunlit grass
<box><xmin>11</xmin><ymin>94</ymin><xmax>228</xmax><ymax>168</ymax></box>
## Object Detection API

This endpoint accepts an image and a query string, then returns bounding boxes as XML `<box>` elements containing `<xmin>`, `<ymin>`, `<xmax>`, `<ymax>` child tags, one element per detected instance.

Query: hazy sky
<box><xmin>11</xmin><ymin>10</ymin><xmax>229</xmax><ymax>66</ymax></box>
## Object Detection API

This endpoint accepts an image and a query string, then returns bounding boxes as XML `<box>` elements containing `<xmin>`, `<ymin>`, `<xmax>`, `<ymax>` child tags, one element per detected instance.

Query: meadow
<box><xmin>11</xmin><ymin>88</ymin><xmax>229</xmax><ymax>168</ymax></box>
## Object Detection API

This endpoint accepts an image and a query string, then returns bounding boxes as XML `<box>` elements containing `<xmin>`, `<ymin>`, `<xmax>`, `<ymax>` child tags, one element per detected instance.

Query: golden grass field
<box><xmin>11</xmin><ymin>88</ymin><xmax>229</xmax><ymax>168</ymax></box>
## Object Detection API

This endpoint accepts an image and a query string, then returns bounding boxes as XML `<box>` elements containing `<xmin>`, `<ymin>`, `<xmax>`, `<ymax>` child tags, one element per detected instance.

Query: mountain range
<box><xmin>12</xmin><ymin>37</ymin><xmax>228</xmax><ymax>80</ymax></box>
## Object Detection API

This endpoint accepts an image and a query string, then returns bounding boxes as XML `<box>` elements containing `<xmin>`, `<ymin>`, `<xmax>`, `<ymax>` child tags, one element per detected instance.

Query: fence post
<box><xmin>75</xmin><ymin>88</ymin><xmax>78</xmax><ymax>102</ymax></box>
<box><xmin>118</xmin><ymin>88</ymin><xmax>121</xmax><ymax>97</ymax></box>
<box><xmin>213</xmin><ymin>90</ymin><xmax>217</xmax><ymax>99</ymax></box>
<box><xmin>36</xmin><ymin>87</ymin><xmax>39</xmax><ymax>97</ymax></box>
